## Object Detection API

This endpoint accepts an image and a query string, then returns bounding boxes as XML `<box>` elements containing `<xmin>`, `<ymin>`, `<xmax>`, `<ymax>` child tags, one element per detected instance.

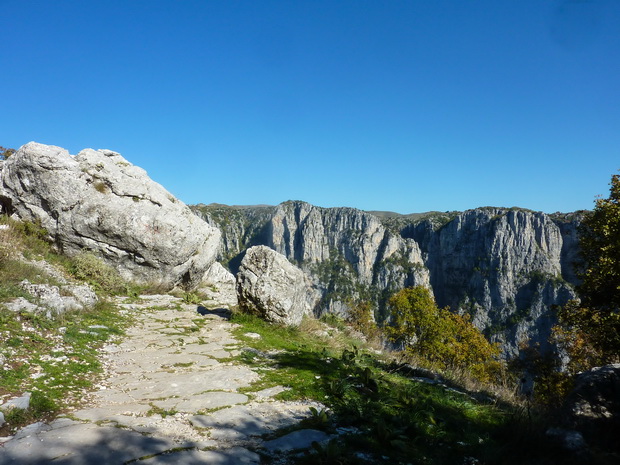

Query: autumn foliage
<box><xmin>554</xmin><ymin>172</ymin><xmax>620</xmax><ymax>372</ymax></box>
<box><xmin>385</xmin><ymin>286</ymin><xmax>500</xmax><ymax>381</ymax></box>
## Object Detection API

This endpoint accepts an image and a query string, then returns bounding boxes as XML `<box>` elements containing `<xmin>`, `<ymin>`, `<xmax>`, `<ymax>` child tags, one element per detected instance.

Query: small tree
<box><xmin>554</xmin><ymin>172</ymin><xmax>620</xmax><ymax>371</ymax></box>
<box><xmin>386</xmin><ymin>286</ymin><xmax>500</xmax><ymax>380</ymax></box>
<box><xmin>0</xmin><ymin>146</ymin><xmax>15</xmax><ymax>160</ymax></box>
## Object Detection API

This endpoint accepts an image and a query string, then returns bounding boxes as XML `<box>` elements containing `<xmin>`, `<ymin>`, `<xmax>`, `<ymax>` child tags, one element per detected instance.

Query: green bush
<box><xmin>385</xmin><ymin>286</ymin><xmax>501</xmax><ymax>381</ymax></box>
<box><xmin>69</xmin><ymin>252</ymin><xmax>126</xmax><ymax>295</ymax></box>
<box><xmin>553</xmin><ymin>172</ymin><xmax>620</xmax><ymax>371</ymax></box>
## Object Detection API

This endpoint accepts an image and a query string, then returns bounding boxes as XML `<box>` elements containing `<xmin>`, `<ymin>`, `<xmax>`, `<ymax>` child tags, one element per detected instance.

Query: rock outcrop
<box><xmin>5</xmin><ymin>280</ymin><xmax>98</xmax><ymax>317</ymax></box>
<box><xmin>199</xmin><ymin>262</ymin><xmax>238</xmax><ymax>308</ymax></box>
<box><xmin>407</xmin><ymin>208</ymin><xmax>578</xmax><ymax>355</ymax></box>
<box><xmin>236</xmin><ymin>246</ymin><xmax>320</xmax><ymax>326</ymax></box>
<box><xmin>0</xmin><ymin>142</ymin><xmax>220</xmax><ymax>289</ymax></box>
<box><xmin>561</xmin><ymin>364</ymin><xmax>620</xmax><ymax>452</ymax></box>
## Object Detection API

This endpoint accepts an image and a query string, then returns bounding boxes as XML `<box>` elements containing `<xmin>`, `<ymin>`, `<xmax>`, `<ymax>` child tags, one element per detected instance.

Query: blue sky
<box><xmin>2</xmin><ymin>0</ymin><xmax>619</xmax><ymax>214</ymax></box>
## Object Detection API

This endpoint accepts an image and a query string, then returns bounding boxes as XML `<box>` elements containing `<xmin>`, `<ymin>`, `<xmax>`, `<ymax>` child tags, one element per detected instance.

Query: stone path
<box><xmin>0</xmin><ymin>295</ymin><xmax>327</xmax><ymax>464</ymax></box>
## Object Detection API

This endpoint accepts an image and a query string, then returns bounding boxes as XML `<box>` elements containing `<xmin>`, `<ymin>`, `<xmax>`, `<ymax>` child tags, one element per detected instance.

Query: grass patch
<box><xmin>147</xmin><ymin>404</ymin><xmax>178</xmax><ymax>418</ymax></box>
<box><xmin>0</xmin><ymin>300</ymin><xmax>132</xmax><ymax>435</ymax></box>
<box><xmin>230</xmin><ymin>311</ymin><xmax>591</xmax><ymax>465</ymax></box>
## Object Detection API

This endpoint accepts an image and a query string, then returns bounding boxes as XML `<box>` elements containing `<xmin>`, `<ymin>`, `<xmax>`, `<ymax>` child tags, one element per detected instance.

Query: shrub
<box><xmin>385</xmin><ymin>286</ymin><xmax>501</xmax><ymax>381</ymax></box>
<box><xmin>182</xmin><ymin>292</ymin><xmax>202</xmax><ymax>305</ymax></box>
<box><xmin>0</xmin><ymin>146</ymin><xmax>15</xmax><ymax>160</ymax></box>
<box><xmin>346</xmin><ymin>300</ymin><xmax>382</xmax><ymax>342</ymax></box>
<box><xmin>69</xmin><ymin>252</ymin><xmax>126</xmax><ymax>295</ymax></box>
<box><xmin>93</xmin><ymin>181</ymin><xmax>109</xmax><ymax>194</ymax></box>
<box><xmin>553</xmin><ymin>172</ymin><xmax>620</xmax><ymax>372</ymax></box>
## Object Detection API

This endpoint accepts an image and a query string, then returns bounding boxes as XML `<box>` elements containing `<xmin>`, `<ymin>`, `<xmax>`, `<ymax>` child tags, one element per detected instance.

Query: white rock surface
<box><xmin>0</xmin><ymin>142</ymin><xmax>220</xmax><ymax>288</ymax></box>
<box><xmin>236</xmin><ymin>246</ymin><xmax>321</xmax><ymax>326</ymax></box>
<box><xmin>199</xmin><ymin>261</ymin><xmax>238</xmax><ymax>307</ymax></box>
<box><xmin>0</xmin><ymin>392</ymin><xmax>31</xmax><ymax>411</ymax></box>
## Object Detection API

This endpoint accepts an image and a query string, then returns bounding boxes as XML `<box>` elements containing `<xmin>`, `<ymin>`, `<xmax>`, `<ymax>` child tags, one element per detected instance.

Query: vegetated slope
<box><xmin>192</xmin><ymin>201</ymin><xmax>583</xmax><ymax>357</ymax></box>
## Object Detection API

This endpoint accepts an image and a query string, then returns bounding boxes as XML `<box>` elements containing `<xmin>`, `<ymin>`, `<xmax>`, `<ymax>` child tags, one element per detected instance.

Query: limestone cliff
<box><xmin>193</xmin><ymin>201</ymin><xmax>582</xmax><ymax>356</ymax></box>
<box><xmin>406</xmin><ymin>208</ymin><xmax>580</xmax><ymax>355</ymax></box>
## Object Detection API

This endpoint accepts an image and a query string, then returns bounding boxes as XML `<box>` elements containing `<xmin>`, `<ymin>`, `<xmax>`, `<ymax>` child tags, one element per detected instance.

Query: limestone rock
<box><xmin>562</xmin><ymin>364</ymin><xmax>620</xmax><ymax>451</ymax></box>
<box><xmin>408</xmin><ymin>208</ymin><xmax>579</xmax><ymax>356</ymax></box>
<box><xmin>0</xmin><ymin>142</ymin><xmax>220</xmax><ymax>289</ymax></box>
<box><xmin>1</xmin><ymin>392</ymin><xmax>31</xmax><ymax>412</ymax></box>
<box><xmin>199</xmin><ymin>262</ymin><xmax>238</xmax><ymax>307</ymax></box>
<box><xmin>236</xmin><ymin>246</ymin><xmax>320</xmax><ymax>326</ymax></box>
<box><xmin>17</xmin><ymin>280</ymin><xmax>97</xmax><ymax>315</ymax></box>
<box><xmin>62</xmin><ymin>284</ymin><xmax>98</xmax><ymax>308</ymax></box>
<box><xmin>3</xmin><ymin>297</ymin><xmax>40</xmax><ymax>314</ymax></box>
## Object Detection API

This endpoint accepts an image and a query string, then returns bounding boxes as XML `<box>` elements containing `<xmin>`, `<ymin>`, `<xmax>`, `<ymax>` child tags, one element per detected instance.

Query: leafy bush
<box><xmin>182</xmin><ymin>292</ymin><xmax>202</xmax><ymax>305</ymax></box>
<box><xmin>385</xmin><ymin>286</ymin><xmax>501</xmax><ymax>381</ymax></box>
<box><xmin>346</xmin><ymin>300</ymin><xmax>382</xmax><ymax>342</ymax></box>
<box><xmin>68</xmin><ymin>252</ymin><xmax>126</xmax><ymax>295</ymax></box>
<box><xmin>0</xmin><ymin>145</ymin><xmax>15</xmax><ymax>160</ymax></box>
<box><xmin>554</xmin><ymin>172</ymin><xmax>620</xmax><ymax>372</ymax></box>
<box><xmin>508</xmin><ymin>342</ymin><xmax>573</xmax><ymax>410</ymax></box>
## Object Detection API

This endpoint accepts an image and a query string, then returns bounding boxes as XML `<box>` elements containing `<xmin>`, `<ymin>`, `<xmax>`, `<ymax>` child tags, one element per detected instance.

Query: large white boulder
<box><xmin>0</xmin><ymin>142</ymin><xmax>220</xmax><ymax>289</ymax></box>
<box><xmin>236</xmin><ymin>246</ymin><xmax>320</xmax><ymax>326</ymax></box>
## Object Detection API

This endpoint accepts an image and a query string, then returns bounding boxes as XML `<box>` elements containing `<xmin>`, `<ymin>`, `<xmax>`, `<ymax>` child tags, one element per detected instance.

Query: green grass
<box><xmin>0</xmin><ymin>300</ymin><xmax>131</xmax><ymax>434</ymax></box>
<box><xmin>0</xmin><ymin>218</ymin><xmax>134</xmax><ymax>434</ymax></box>
<box><xmin>230</xmin><ymin>311</ymin><xmax>591</xmax><ymax>465</ymax></box>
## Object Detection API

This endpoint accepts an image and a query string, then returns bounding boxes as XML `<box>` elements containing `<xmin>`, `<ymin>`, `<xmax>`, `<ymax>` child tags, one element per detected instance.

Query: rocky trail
<box><xmin>0</xmin><ymin>295</ymin><xmax>327</xmax><ymax>464</ymax></box>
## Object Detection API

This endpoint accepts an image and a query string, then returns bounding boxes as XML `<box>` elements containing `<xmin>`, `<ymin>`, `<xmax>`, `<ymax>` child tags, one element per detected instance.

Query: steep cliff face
<box><xmin>264</xmin><ymin>202</ymin><xmax>431</xmax><ymax>316</ymax></box>
<box><xmin>192</xmin><ymin>204</ymin><xmax>275</xmax><ymax>266</ymax></box>
<box><xmin>191</xmin><ymin>201</ymin><xmax>430</xmax><ymax>316</ymax></box>
<box><xmin>407</xmin><ymin>208</ymin><xmax>579</xmax><ymax>355</ymax></box>
<box><xmin>191</xmin><ymin>201</ymin><xmax>582</xmax><ymax>356</ymax></box>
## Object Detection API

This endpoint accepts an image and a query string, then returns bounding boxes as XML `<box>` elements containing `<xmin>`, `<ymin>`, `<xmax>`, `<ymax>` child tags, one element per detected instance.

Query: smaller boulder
<box><xmin>562</xmin><ymin>363</ymin><xmax>620</xmax><ymax>452</ymax></box>
<box><xmin>236</xmin><ymin>246</ymin><xmax>320</xmax><ymax>326</ymax></box>
<box><xmin>1</xmin><ymin>392</ymin><xmax>31</xmax><ymax>412</ymax></box>
<box><xmin>199</xmin><ymin>262</ymin><xmax>238</xmax><ymax>308</ymax></box>
<box><xmin>17</xmin><ymin>280</ymin><xmax>98</xmax><ymax>316</ymax></box>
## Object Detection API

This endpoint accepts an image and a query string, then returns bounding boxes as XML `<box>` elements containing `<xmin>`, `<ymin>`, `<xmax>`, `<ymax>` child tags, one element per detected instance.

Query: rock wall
<box><xmin>1</xmin><ymin>142</ymin><xmax>221</xmax><ymax>289</ymax></box>
<box><xmin>195</xmin><ymin>201</ymin><xmax>582</xmax><ymax>356</ymax></box>
<box><xmin>406</xmin><ymin>208</ymin><xmax>579</xmax><ymax>355</ymax></box>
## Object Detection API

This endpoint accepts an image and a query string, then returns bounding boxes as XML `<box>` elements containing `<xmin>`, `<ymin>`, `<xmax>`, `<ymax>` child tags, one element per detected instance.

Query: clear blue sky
<box><xmin>2</xmin><ymin>0</ymin><xmax>619</xmax><ymax>213</ymax></box>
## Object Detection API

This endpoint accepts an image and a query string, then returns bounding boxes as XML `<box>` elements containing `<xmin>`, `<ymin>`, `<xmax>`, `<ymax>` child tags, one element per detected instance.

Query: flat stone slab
<box><xmin>113</xmin><ymin>365</ymin><xmax>259</xmax><ymax>399</ymax></box>
<box><xmin>0</xmin><ymin>393</ymin><xmax>31</xmax><ymax>411</ymax></box>
<box><xmin>0</xmin><ymin>419</ymin><xmax>178</xmax><ymax>465</ymax></box>
<box><xmin>152</xmin><ymin>392</ymin><xmax>248</xmax><ymax>413</ymax></box>
<box><xmin>252</xmin><ymin>385</ymin><xmax>289</xmax><ymax>399</ymax></box>
<box><xmin>190</xmin><ymin>402</ymin><xmax>312</xmax><ymax>439</ymax></box>
<box><xmin>263</xmin><ymin>429</ymin><xmax>329</xmax><ymax>452</ymax></box>
<box><xmin>72</xmin><ymin>403</ymin><xmax>151</xmax><ymax>421</ymax></box>
<box><xmin>139</xmin><ymin>446</ymin><xmax>259</xmax><ymax>464</ymax></box>
<box><xmin>81</xmin><ymin>414</ymin><xmax>213</xmax><ymax>444</ymax></box>
<box><xmin>103</xmin><ymin>351</ymin><xmax>219</xmax><ymax>372</ymax></box>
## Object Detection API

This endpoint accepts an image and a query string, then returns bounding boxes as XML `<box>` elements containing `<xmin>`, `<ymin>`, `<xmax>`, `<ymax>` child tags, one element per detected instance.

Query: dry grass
<box><xmin>0</xmin><ymin>224</ymin><xmax>19</xmax><ymax>262</ymax></box>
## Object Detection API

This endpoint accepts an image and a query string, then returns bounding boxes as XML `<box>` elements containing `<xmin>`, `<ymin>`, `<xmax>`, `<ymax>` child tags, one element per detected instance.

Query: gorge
<box><xmin>193</xmin><ymin>201</ymin><xmax>583</xmax><ymax>357</ymax></box>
